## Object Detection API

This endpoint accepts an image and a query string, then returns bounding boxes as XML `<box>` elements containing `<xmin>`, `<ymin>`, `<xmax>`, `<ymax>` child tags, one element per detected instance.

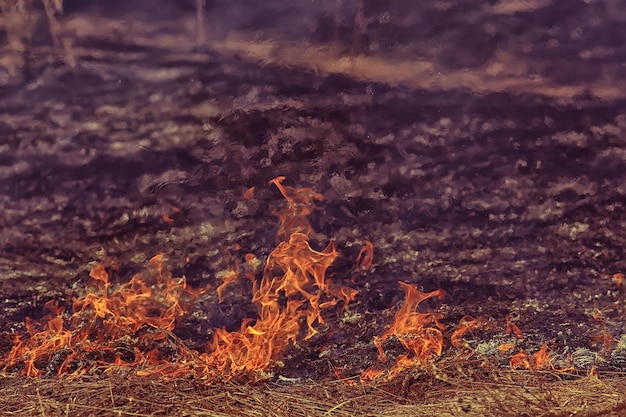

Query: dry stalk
<box><xmin>0</xmin><ymin>0</ymin><xmax>34</xmax><ymax>78</ymax></box>
<box><xmin>41</xmin><ymin>0</ymin><xmax>77</xmax><ymax>70</ymax></box>
<box><xmin>1</xmin><ymin>371</ymin><xmax>626</xmax><ymax>417</ymax></box>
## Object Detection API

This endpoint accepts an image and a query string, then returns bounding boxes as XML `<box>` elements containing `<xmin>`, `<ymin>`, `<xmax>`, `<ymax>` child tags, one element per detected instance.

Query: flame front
<box><xmin>1</xmin><ymin>177</ymin><xmax>356</xmax><ymax>383</ymax></box>
<box><xmin>2</xmin><ymin>254</ymin><xmax>201</xmax><ymax>378</ymax></box>
<box><xmin>7</xmin><ymin>177</ymin><xmax>573</xmax><ymax>383</ymax></box>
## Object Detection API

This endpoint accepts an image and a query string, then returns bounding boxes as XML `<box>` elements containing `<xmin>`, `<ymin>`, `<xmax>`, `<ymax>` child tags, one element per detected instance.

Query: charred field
<box><xmin>1</xmin><ymin>1</ymin><xmax>626</xmax><ymax>416</ymax></box>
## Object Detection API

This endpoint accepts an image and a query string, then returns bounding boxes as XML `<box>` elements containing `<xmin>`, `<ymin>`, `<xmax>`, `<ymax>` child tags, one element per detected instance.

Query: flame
<box><xmin>611</xmin><ymin>273</ymin><xmax>624</xmax><ymax>287</ymax></box>
<box><xmin>590</xmin><ymin>332</ymin><xmax>618</xmax><ymax>352</ymax></box>
<box><xmin>373</xmin><ymin>281</ymin><xmax>445</xmax><ymax>378</ymax></box>
<box><xmin>201</xmin><ymin>232</ymin><xmax>341</xmax><ymax>380</ymax></box>
<box><xmin>450</xmin><ymin>315</ymin><xmax>479</xmax><ymax>348</ymax></box>
<box><xmin>3</xmin><ymin>177</ymin><xmax>357</xmax><ymax>382</ymax></box>
<box><xmin>498</xmin><ymin>343</ymin><xmax>515</xmax><ymax>353</ymax></box>
<box><xmin>509</xmin><ymin>344</ymin><xmax>574</xmax><ymax>372</ymax></box>
<box><xmin>269</xmin><ymin>176</ymin><xmax>323</xmax><ymax>241</ymax></box>
<box><xmin>241</xmin><ymin>186</ymin><xmax>256</xmax><ymax>201</ymax></box>
<box><xmin>216</xmin><ymin>269</ymin><xmax>240</xmax><ymax>303</ymax></box>
<box><xmin>510</xmin><ymin>352</ymin><xmax>532</xmax><ymax>370</ymax></box>
<box><xmin>531</xmin><ymin>344</ymin><xmax>556</xmax><ymax>370</ymax></box>
<box><xmin>9</xmin><ymin>176</ymin><xmax>595</xmax><ymax>384</ymax></box>
<box><xmin>360</xmin><ymin>367</ymin><xmax>385</xmax><ymax>381</ymax></box>
<box><xmin>198</xmin><ymin>177</ymin><xmax>356</xmax><ymax>381</ymax></box>
<box><xmin>3</xmin><ymin>176</ymin><xmax>452</xmax><ymax>383</ymax></box>
<box><xmin>2</xmin><ymin>254</ymin><xmax>203</xmax><ymax>378</ymax></box>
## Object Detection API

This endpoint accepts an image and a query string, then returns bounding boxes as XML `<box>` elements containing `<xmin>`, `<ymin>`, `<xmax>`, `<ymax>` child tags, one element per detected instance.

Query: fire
<box><xmin>509</xmin><ymin>344</ymin><xmax>574</xmax><ymax>372</ymax></box>
<box><xmin>505</xmin><ymin>314</ymin><xmax>523</xmax><ymax>339</ymax></box>
<box><xmin>450</xmin><ymin>315</ymin><xmax>479</xmax><ymax>348</ymax></box>
<box><xmin>200</xmin><ymin>232</ymin><xmax>343</xmax><ymax>380</ymax></box>
<box><xmin>8</xmin><ymin>176</ymin><xmax>593</xmax><ymax>384</ymax></box>
<box><xmin>198</xmin><ymin>177</ymin><xmax>356</xmax><ymax>381</ymax></box>
<box><xmin>269</xmin><ymin>176</ymin><xmax>323</xmax><ymax>241</ymax></box>
<box><xmin>498</xmin><ymin>343</ymin><xmax>515</xmax><ymax>353</ymax></box>
<box><xmin>2</xmin><ymin>254</ymin><xmax>202</xmax><ymax>378</ymax></box>
<box><xmin>372</xmin><ymin>281</ymin><xmax>446</xmax><ymax>378</ymax></box>
<box><xmin>1</xmin><ymin>177</ymin><xmax>358</xmax><ymax>383</ymax></box>
<box><xmin>7</xmin><ymin>176</ymin><xmax>594</xmax><ymax>384</ymax></box>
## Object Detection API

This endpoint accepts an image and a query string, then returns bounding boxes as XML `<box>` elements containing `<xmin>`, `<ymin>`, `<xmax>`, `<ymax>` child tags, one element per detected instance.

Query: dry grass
<box><xmin>2</xmin><ymin>369</ymin><xmax>626</xmax><ymax>417</ymax></box>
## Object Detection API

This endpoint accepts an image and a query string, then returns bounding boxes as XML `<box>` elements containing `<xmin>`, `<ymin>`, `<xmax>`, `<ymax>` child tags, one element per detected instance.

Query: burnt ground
<box><xmin>1</xmin><ymin>1</ymin><xmax>626</xmax><ymax>415</ymax></box>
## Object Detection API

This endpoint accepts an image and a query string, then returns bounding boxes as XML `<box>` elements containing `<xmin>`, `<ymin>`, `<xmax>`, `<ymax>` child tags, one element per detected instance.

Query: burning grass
<box><xmin>2</xmin><ymin>177</ymin><xmax>626</xmax><ymax>416</ymax></box>
<box><xmin>0</xmin><ymin>177</ymin><xmax>444</xmax><ymax>384</ymax></box>
<box><xmin>2</xmin><ymin>253</ymin><xmax>205</xmax><ymax>380</ymax></box>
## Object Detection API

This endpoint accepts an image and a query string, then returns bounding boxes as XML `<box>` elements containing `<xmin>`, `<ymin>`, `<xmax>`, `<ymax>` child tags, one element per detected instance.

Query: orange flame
<box><xmin>590</xmin><ymin>331</ymin><xmax>618</xmax><ymax>352</ymax></box>
<box><xmin>450</xmin><ymin>315</ymin><xmax>479</xmax><ymax>348</ymax></box>
<box><xmin>498</xmin><ymin>343</ymin><xmax>515</xmax><ymax>353</ymax></box>
<box><xmin>0</xmin><ymin>178</ymin><xmax>361</xmax><ymax>382</ymax></box>
<box><xmin>269</xmin><ymin>176</ymin><xmax>323</xmax><ymax>241</ymax></box>
<box><xmin>510</xmin><ymin>351</ymin><xmax>532</xmax><ymax>370</ymax></box>
<box><xmin>360</xmin><ymin>367</ymin><xmax>385</xmax><ymax>381</ymax></box>
<box><xmin>505</xmin><ymin>314</ymin><xmax>523</xmax><ymax>339</ymax></box>
<box><xmin>373</xmin><ymin>282</ymin><xmax>445</xmax><ymax>378</ymax></box>
<box><xmin>509</xmin><ymin>344</ymin><xmax>573</xmax><ymax>372</ymax></box>
<box><xmin>2</xmin><ymin>254</ymin><xmax>203</xmax><ymax>378</ymax></box>
<box><xmin>197</xmin><ymin>177</ymin><xmax>355</xmax><ymax>381</ymax></box>
<box><xmin>216</xmin><ymin>269</ymin><xmax>240</xmax><ymax>303</ymax></box>
<box><xmin>241</xmin><ymin>186</ymin><xmax>256</xmax><ymax>201</ymax></box>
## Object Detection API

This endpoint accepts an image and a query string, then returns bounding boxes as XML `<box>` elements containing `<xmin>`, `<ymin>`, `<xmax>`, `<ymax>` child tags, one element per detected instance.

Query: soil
<box><xmin>1</xmin><ymin>1</ymin><xmax>626</xmax><ymax>416</ymax></box>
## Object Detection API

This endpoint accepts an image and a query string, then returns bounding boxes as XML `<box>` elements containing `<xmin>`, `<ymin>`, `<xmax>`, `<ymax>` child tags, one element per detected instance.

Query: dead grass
<box><xmin>2</xmin><ymin>369</ymin><xmax>625</xmax><ymax>417</ymax></box>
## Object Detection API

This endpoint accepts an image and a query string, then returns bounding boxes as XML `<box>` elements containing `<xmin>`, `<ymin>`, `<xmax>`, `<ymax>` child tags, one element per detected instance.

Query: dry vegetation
<box><xmin>2</xmin><ymin>370</ymin><xmax>626</xmax><ymax>416</ymax></box>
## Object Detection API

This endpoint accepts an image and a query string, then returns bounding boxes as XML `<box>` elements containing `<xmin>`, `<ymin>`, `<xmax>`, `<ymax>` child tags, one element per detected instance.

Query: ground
<box><xmin>1</xmin><ymin>1</ymin><xmax>626</xmax><ymax>416</ymax></box>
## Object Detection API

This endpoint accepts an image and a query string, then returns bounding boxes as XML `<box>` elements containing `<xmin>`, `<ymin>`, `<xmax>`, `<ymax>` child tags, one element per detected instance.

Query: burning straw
<box><xmin>2</xmin><ymin>177</ymin><xmax>440</xmax><ymax>383</ymax></box>
<box><xmin>3</xmin><ymin>178</ymin><xmax>626</xmax><ymax>416</ymax></box>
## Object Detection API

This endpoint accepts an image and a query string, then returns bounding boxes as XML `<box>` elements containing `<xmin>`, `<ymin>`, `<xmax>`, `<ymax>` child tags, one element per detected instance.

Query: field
<box><xmin>1</xmin><ymin>1</ymin><xmax>626</xmax><ymax>415</ymax></box>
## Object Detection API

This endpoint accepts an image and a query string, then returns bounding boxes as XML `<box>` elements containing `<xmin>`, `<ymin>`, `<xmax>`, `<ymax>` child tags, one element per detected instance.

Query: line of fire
<box><xmin>2</xmin><ymin>177</ymin><xmax>620</xmax><ymax>384</ymax></box>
